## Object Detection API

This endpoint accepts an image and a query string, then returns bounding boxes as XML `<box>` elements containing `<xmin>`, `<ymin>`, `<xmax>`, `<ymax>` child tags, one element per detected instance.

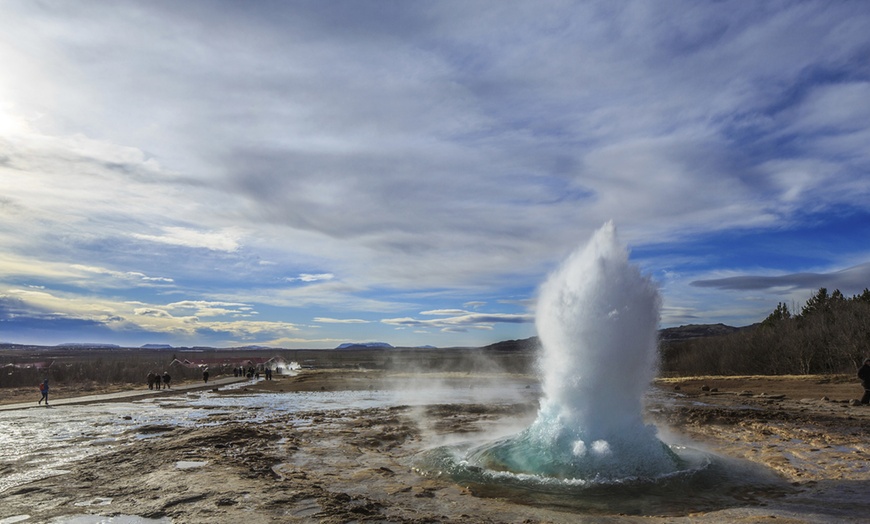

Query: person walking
<box><xmin>38</xmin><ymin>379</ymin><xmax>49</xmax><ymax>406</ymax></box>
<box><xmin>858</xmin><ymin>358</ymin><xmax>870</xmax><ymax>404</ymax></box>
<box><xmin>203</xmin><ymin>369</ymin><xmax>209</xmax><ymax>384</ymax></box>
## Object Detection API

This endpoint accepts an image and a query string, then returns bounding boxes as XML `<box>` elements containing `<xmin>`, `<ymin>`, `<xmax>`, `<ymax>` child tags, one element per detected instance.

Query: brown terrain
<box><xmin>1</xmin><ymin>370</ymin><xmax>869</xmax><ymax>523</ymax></box>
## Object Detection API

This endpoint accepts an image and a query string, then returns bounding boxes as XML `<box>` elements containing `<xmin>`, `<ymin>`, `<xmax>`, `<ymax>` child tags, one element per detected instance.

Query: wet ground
<box><xmin>1</xmin><ymin>371</ymin><xmax>869</xmax><ymax>523</ymax></box>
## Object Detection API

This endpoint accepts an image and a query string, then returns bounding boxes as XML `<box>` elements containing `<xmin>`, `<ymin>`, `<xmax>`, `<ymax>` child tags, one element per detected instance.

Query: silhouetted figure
<box><xmin>203</xmin><ymin>369</ymin><xmax>209</xmax><ymax>383</ymax></box>
<box><xmin>38</xmin><ymin>379</ymin><xmax>49</xmax><ymax>406</ymax></box>
<box><xmin>859</xmin><ymin>358</ymin><xmax>870</xmax><ymax>404</ymax></box>
<box><xmin>147</xmin><ymin>372</ymin><xmax>157</xmax><ymax>390</ymax></box>
<box><xmin>162</xmin><ymin>371</ymin><xmax>171</xmax><ymax>389</ymax></box>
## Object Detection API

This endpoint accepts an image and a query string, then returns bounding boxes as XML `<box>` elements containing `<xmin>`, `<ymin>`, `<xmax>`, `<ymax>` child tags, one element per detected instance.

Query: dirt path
<box><xmin>0</xmin><ymin>375</ymin><xmax>248</xmax><ymax>411</ymax></box>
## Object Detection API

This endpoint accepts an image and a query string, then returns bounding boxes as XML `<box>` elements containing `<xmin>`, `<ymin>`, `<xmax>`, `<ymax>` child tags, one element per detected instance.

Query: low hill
<box><xmin>481</xmin><ymin>337</ymin><xmax>540</xmax><ymax>352</ymax></box>
<box><xmin>658</xmin><ymin>323</ymin><xmax>746</xmax><ymax>342</ymax></box>
<box><xmin>479</xmin><ymin>325</ymin><xmax>743</xmax><ymax>352</ymax></box>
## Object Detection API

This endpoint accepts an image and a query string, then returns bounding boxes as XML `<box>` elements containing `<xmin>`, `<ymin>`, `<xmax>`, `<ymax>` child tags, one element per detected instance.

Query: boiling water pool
<box><xmin>414</xmin><ymin>440</ymin><xmax>790</xmax><ymax>516</ymax></box>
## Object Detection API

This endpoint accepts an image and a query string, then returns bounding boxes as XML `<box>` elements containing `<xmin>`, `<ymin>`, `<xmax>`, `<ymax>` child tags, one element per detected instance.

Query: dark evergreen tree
<box><xmin>800</xmin><ymin>287</ymin><xmax>830</xmax><ymax>317</ymax></box>
<box><xmin>762</xmin><ymin>302</ymin><xmax>791</xmax><ymax>327</ymax></box>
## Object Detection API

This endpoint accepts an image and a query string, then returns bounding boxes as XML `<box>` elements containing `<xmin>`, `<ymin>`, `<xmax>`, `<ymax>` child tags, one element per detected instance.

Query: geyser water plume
<box><xmin>467</xmin><ymin>221</ymin><xmax>679</xmax><ymax>480</ymax></box>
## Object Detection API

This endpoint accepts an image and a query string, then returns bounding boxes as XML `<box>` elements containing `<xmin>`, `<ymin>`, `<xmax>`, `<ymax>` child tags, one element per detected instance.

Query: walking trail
<box><xmin>0</xmin><ymin>375</ymin><xmax>248</xmax><ymax>411</ymax></box>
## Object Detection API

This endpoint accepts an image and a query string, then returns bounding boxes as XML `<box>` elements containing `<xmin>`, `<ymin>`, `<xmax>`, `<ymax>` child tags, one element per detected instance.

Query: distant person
<box><xmin>859</xmin><ymin>358</ymin><xmax>870</xmax><ymax>404</ymax></box>
<box><xmin>265</xmin><ymin>368</ymin><xmax>272</xmax><ymax>380</ymax></box>
<box><xmin>147</xmin><ymin>371</ymin><xmax>157</xmax><ymax>390</ymax></box>
<box><xmin>162</xmin><ymin>371</ymin><xmax>171</xmax><ymax>389</ymax></box>
<box><xmin>203</xmin><ymin>369</ymin><xmax>209</xmax><ymax>383</ymax></box>
<box><xmin>233</xmin><ymin>367</ymin><xmax>239</xmax><ymax>378</ymax></box>
<box><xmin>38</xmin><ymin>379</ymin><xmax>49</xmax><ymax>406</ymax></box>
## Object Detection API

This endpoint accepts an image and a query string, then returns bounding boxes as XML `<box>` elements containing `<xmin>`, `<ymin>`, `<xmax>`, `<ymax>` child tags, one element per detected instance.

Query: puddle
<box><xmin>0</xmin><ymin>516</ymin><xmax>31</xmax><ymax>524</ymax></box>
<box><xmin>175</xmin><ymin>460</ymin><xmax>207</xmax><ymax>470</ymax></box>
<box><xmin>73</xmin><ymin>497</ymin><xmax>112</xmax><ymax>506</ymax></box>
<box><xmin>50</xmin><ymin>516</ymin><xmax>171</xmax><ymax>524</ymax></box>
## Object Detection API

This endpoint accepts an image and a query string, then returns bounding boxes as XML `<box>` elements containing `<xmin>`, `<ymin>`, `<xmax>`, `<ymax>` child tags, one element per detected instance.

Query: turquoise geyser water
<box><xmin>468</xmin><ymin>222</ymin><xmax>679</xmax><ymax>481</ymax></box>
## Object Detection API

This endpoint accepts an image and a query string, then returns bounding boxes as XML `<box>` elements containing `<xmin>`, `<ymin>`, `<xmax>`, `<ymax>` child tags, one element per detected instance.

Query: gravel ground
<box><xmin>1</xmin><ymin>371</ymin><xmax>869</xmax><ymax>523</ymax></box>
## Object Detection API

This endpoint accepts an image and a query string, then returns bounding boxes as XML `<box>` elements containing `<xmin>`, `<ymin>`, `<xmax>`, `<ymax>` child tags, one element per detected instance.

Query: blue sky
<box><xmin>2</xmin><ymin>1</ymin><xmax>870</xmax><ymax>348</ymax></box>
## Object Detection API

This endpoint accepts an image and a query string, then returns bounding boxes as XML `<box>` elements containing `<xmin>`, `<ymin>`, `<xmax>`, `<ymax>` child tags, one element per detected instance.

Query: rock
<box><xmin>701</xmin><ymin>385</ymin><xmax>710</xmax><ymax>391</ymax></box>
<box><xmin>757</xmin><ymin>393</ymin><xmax>786</xmax><ymax>399</ymax></box>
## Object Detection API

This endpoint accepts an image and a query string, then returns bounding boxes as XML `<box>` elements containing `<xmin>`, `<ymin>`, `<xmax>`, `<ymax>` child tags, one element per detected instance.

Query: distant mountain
<box><xmin>55</xmin><ymin>342</ymin><xmax>121</xmax><ymax>348</ymax></box>
<box><xmin>658</xmin><ymin>323</ymin><xmax>746</xmax><ymax>342</ymax></box>
<box><xmin>414</xmin><ymin>345</ymin><xmax>438</xmax><ymax>349</ymax></box>
<box><xmin>336</xmin><ymin>342</ymin><xmax>394</xmax><ymax>350</ymax></box>
<box><xmin>141</xmin><ymin>344</ymin><xmax>173</xmax><ymax>349</ymax></box>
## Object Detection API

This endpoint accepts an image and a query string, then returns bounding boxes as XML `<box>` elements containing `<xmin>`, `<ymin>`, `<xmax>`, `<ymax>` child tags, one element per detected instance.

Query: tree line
<box><xmin>661</xmin><ymin>288</ymin><xmax>870</xmax><ymax>376</ymax></box>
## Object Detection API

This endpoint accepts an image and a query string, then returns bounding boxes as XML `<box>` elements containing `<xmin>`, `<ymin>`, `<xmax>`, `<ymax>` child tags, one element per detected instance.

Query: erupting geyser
<box><xmin>416</xmin><ymin>222</ymin><xmax>787</xmax><ymax>513</ymax></box>
<box><xmin>467</xmin><ymin>221</ymin><xmax>679</xmax><ymax>480</ymax></box>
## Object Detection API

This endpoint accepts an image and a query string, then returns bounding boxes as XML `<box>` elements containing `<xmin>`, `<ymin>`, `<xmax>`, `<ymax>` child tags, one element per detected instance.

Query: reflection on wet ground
<box><xmin>0</xmin><ymin>378</ymin><xmax>539</xmax><ymax>495</ymax></box>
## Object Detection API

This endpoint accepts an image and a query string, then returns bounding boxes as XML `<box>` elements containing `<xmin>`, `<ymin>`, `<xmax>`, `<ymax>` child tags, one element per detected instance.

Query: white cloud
<box><xmin>134</xmin><ymin>308</ymin><xmax>171</xmax><ymax>318</ymax></box>
<box><xmin>286</xmin><ymin>273</ymin><xmax>335</xmax><ymax>283</ymax></box>
<box><xmin>131</xmin><ymin>227</ymin><xmax>241</xmax><ymax>253</ymax></box>
<box><xmin>313</xmin><ymin>317</ymin><xmax>370</xmax><ymax>324</ymax></box>
<box><xmin>381</xmin><ymin>312</ymin><xmax>534</xmax><ymax>332</ymax></box>
<box><xmin>71</xmin><ymin>265</ymin><xmax>174</xmax><ymax>284</ymax></box>
<box><xmin>167</xmin><ymin>300</ymin><xmax>250</xmax><ymax>309</ymax></box>
<box><xmin>420</xmin><ymin>309</ymin><xmax>470</xmax><ymax>316</ymax></box>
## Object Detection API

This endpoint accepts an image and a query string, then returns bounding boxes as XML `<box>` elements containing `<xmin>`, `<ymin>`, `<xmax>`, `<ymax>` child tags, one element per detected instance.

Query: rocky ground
<box><xmin>1</xmin><ymin>371</ymin><xmax>869</xmax><ymax>523</ymax></box>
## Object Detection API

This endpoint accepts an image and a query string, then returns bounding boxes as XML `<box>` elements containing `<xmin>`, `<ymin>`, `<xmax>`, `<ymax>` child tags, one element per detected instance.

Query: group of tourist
<box><xmin>233</xmin><ymin>366</ymin><xmax>254</xmax><ymax>378</ymax></box>
<box><xmin>146</xmin><ymin>371</ymin><xmax>172</xmax><ymax>390</ymax></box>
<box><xmin>231</xmin><ymin>365</ymin><xmax>274</xmax><ymax>380</ymax></box>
